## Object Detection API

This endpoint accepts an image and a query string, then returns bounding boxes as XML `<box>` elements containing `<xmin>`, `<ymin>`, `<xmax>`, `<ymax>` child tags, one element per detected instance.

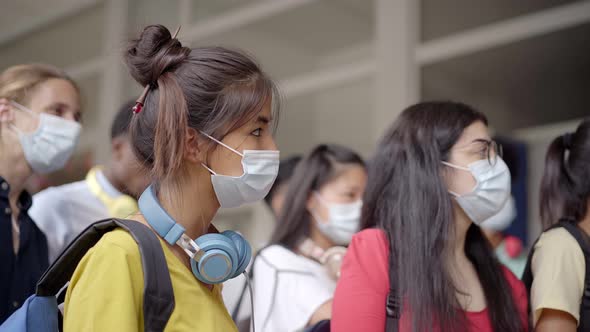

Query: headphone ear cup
<box><xmin>192</xmin><ymin>234</ymin><xmax>239</xmax><ymax>284</ymax></box>
<box><xmin>221</xmin><ymin>230</ymin><xmax>252</xmax><ymax>277</ymax></box>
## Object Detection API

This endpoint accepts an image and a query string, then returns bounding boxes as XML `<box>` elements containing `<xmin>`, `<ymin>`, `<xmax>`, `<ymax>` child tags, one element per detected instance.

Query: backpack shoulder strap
<box><xmin>36</xmin><ymin>218</ymin><xmax>175</xmax><ymax>332</ymax></box>
<box><xmin>385</xmin><ymin>240</ymin><xmax>400</xmax><ymax>332</ymax></box>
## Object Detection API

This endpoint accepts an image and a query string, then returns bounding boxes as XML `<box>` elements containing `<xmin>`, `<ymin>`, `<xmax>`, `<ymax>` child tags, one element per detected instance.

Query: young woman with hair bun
<box><xmin>64</xmin><ymin>25</ymin><xmax>280</xmax><ymax>332</ymax></box>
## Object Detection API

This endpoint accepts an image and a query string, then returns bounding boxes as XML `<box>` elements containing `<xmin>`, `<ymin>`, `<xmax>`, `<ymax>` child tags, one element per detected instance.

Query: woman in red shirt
<box><xmin>332</xmin><ymin>101</ymin><xmax>528</xmax><ymax>332</ymax></box>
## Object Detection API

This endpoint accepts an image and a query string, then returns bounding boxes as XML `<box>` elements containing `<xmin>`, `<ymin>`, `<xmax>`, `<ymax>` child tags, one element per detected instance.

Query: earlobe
<box><xmin>306</xmin><ymin>194</ymin><xmax>317</xmax><ymax>214</ymax></box>
<box><xmin>111</xmin><ymin>137</ymin><xmax>124</xmax><ymax>161</ymax></box>
<box><xmin>0</xmin><ymin>102</ymin><xmax>15</xmax><ymax>123</ymax></box>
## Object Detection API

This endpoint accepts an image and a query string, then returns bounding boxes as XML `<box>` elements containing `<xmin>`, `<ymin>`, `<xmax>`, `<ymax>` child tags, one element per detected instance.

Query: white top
<box><xmin>252</xmin><ymin>245</ymin><xmax>336</xmax><ymax>332</ymax></box>
<box><xmin>29</xmin><ymin>169</ymin><xmax>121</xmax><ymax>263</ymax></box>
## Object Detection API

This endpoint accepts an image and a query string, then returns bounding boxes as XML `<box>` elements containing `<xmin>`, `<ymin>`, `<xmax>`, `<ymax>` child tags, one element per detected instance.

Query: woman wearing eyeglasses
<box><xmin>332</xmin><ymin>101</ymin><xmax>528</xmax><ymax>332</ymax></box>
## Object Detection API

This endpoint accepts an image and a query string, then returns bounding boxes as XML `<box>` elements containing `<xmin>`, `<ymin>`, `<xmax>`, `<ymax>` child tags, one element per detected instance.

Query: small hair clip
<box><xmin>132</xmin><ymin>85</ymin><xmax>150</xmax><ymax>114</ymax></box>
<box><xmin>172</xmin><ymin>26</ymin><xmax>181</xmax><ymax>39</ymax></box>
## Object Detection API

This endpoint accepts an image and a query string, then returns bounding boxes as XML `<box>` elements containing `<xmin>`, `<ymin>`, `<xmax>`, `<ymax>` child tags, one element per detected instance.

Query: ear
<box><xmin>306</xmin><ymin>192</ymin><xmax>317</xmax><ymax>213</ymax></box>
<box><xmin>184</xmin><ymin>127</ymin><xmax>204</xmax><ymax>164</ymax></box>
<box><xmin>0</xmin><ymin>100</ymin><xmax>15</xmax><ymax>124</ymax></box>
<box><xmin>111</xmin><ymin>136</ymin><xmax>125</xmax><ymax>161</ymax></box>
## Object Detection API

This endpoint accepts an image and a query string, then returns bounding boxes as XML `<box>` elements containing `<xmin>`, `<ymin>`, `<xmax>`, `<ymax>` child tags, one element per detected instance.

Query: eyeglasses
<box><xmin>485</xmin><ymin>140</ymin><xmax>503</xmax><ymax>167</ymax></box>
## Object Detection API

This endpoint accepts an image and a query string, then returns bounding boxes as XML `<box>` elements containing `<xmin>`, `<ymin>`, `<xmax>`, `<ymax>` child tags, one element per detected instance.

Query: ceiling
<box><xmin>1</xmin><ymin>0</ymin><xmax>587</xmax><ymax>133</ymax></box>
<box><xmin>422</xmin><ymin>22</ymin><xmax>590</xmax><ymax>132</ymax></box>
<box><xmin>421</xmin><ymin>0</ymin><xmax>582</xmax><ymax>41</ymax></box>
<box><xmin>0</xmin><ymin>0</ymin><xmax>98</xmax><ymax>45</ymax></box>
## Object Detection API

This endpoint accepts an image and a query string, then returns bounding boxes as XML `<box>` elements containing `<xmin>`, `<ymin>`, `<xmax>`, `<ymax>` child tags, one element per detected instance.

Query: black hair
<box><xmin>264</xmin><ymin>155</ymin><xmax>302</xmax><ymax>206</ymax></box>
<box><xmin>269</xmin><ymin>144</ymin><xmax>364</xmax><ymax>249</ymax></box>
<box><xmin>110</xmin><ymin>99</ymin><xmax>136</xmax><ymax>139</ymax></box>
<box><xmin>540</xmin><ymin>119</ymin><xmax>590</xmax><ymax>229</ymax></box>
<box><xmin>362</xmin><ymin>101</ymin><xmax>523</xmax><ymax>332</ymax></box>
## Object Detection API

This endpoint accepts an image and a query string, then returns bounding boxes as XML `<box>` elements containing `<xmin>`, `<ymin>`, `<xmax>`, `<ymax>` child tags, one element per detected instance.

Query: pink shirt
<box><xmin>332</xmin><ymin>229</ymin><xmax>529</xmax><ymax>332</ymax></box>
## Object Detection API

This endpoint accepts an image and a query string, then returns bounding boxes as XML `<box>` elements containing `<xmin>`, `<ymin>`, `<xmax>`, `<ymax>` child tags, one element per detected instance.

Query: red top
<box><xmin>332</xmin><ymin>229</ymin><xmax>529</xmax><ymax>332</ymax></box>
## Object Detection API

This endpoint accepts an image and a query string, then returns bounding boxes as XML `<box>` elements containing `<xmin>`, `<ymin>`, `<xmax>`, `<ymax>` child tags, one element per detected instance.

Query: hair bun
<box><xmin>125</xmin><ymin>24</ymin><xmax>190</xmax><ymax>86</ymax></box>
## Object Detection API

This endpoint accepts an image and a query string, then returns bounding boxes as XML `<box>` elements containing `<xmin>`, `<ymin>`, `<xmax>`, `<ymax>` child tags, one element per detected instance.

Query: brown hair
<box><xmin>125</xmin><ymin>25</ymin><xmax>279</xmax><ymax>180</ymax></box>
<box><xmin>0</xmin><ymin>63</ymin><xmax>78</xmax><ymax>105</ymax></box>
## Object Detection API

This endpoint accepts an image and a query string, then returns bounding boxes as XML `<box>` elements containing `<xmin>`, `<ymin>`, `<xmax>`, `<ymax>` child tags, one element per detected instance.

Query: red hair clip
<box><xmin>132</xmin><ymin>85</ymin><xmax>150</xmax><ymax>114</ymax></box>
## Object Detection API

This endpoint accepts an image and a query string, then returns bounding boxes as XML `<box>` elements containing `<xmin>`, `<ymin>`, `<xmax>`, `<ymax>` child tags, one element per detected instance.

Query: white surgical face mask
<box><xmin>312</xmin><ymin>192</ymin><xmax>362</xmax><ymax>245</ymax></box>
<box><xmin>201</xmin><ymin>132</ymin><xmax>280</xmax><ymax>208</ymax></box>
<box><xmin>442</xmin><ymin>158</ymin><xmax>511</xmax><ymax>225</ymax></box>
<box><xmin>9</xmin><ymin>101</ymin><xmax>81</xmax><ymax>174</ymax></box>
<box><xmin>481</xmin><ymin>195</ymin><xmax>517</xmax><ymax>232</ymax></box>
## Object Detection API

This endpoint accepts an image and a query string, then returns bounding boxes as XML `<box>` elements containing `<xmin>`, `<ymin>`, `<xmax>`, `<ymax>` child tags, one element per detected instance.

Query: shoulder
<box><xmin>536</xmin><ymin>227</ymin><xmax>582</xmax><ymax>249</ymax></box>
<box><xmin>533</xmin><ymin>227</ymin><xmax>585</xmax><ymax>265</ymax></box>
<box><xmin>69</xmin><ymin>228</ymin><xmax>143</xmax><ymax>285</ymax></box>
<box><xmin>32</xmin><ymin>180</ymin><xmax>88</xmax><ymax>207</ymax></box>
<box><xmin>73</xmin><ymin>228</ymin><xmax>142</xmax><ymax>267</ymax></box>
<box><xmin>346</xmin><ymin>228</ymin><xmax>389</xmax><ymax>262</ymax></box>
<box><xmin>256</xmin><ymin>244</ymin><xmax>316</xmax><ymax>273</ymax></box>
<box><xmin>95</xmin><ymin>228</ymin><xmax>141</xmax><ymax>257</ymax></box>
<box><xmin>340</xmin><ymin>228</ymin><xmax>390</xmax><ymax>289</ymax></box>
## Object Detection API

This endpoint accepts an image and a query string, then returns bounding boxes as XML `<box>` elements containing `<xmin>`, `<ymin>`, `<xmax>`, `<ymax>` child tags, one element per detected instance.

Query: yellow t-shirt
<box><xmin>531</xmin><ymin>227</ymin><xmax>586</xmax><ymax>326</ymax></box>
<box><xmin>64</xmin><ymin>228</ymin><xmax>238</xmax><ymax>332</ymax></box>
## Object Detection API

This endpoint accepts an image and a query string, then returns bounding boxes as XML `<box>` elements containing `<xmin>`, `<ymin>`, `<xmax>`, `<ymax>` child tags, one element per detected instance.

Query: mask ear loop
<box><xmin>199</xmin><ymin>131</ymin><xmax>245</xmax><ymax>175</ymax></box>
<box><xmin>441</xmin><ymin>161</ymin><xmax>473</xmax><ymax>197</ymax></box>
<box><xmin>200</xmin><ymin>131</ymin><xmax>244</xmax><ymax>157</ymax></box>
<box><xmin>441</xmin><ymin>161</ymin><xmax>470</xmax><ymax>172</ymax></box>
<box><xmin>7</xmin><ymin>101</ymin><xmax>37</xmax><ymax>134</ymax></box>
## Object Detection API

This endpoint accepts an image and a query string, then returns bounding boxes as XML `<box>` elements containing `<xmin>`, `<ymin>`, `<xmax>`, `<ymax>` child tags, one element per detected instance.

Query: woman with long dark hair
<box><xmin>252</xmin><ymin>144</ymin><xmax>366</xmax><ymax>332</ymax></box>
<box><xmin>332</xmin><ymin>101</ymin><xmax>528</xmax><ymax>332</ymax></box>
<box><xmin>522</xmin><ymin>119</ymin><xmax>590</xmax><ymax>331</ymax></box>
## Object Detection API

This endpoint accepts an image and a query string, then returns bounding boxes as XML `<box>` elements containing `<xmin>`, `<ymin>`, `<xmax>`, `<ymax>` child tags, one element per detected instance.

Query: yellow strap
<box><xmin>86</xmin><ymin>167</ymin><xmax>138</xmax><ymax>218</ymax></box>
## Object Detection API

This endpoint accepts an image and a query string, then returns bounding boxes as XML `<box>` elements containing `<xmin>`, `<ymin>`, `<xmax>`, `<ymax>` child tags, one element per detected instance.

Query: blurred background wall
<box><xmin>1</xmin><ymin>0</ymin><xmax>589</xmax><ymax>248</ymax></box>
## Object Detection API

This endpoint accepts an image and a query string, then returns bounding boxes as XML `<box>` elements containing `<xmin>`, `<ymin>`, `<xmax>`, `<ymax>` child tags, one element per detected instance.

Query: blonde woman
<box><xmin>0</xmin><ymin>64</ymin><xmax>81</xmax><ymax>323</ymax></box>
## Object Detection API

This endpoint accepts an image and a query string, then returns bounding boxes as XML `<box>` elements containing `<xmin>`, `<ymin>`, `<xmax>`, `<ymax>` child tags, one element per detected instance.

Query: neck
<box><xmin>157</xmin><ymin>170</ymin><xmax>219</xmax><ymax>240</ymax></box>
<box><xmin>309</xmin><ymin>220</ymin><xmax>336</xmax><ymax>251</ymax></box>
<box><xmin>452</xmin><ymin>205</ymin><xmax>472</xmax><ymax>260</ymax></box>
<box><xmin>0</xmin><ymin>140</ymin><xmax>32</xmax><ymax>208</ymax></box>
<box><xmin>483</xmin><ymin>229</ymin><xmax>503</xmax><ymax>249</ymax></box>
<box><xmin>101</xmin><ymin>164</ymin><xmax>126</xmax><ymax>195</ymax></box>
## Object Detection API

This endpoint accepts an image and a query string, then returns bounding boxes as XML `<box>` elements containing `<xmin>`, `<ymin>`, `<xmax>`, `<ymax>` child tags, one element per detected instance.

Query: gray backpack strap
<box><xmin>36</xmin><ymin>218</ymin><xmax>175</xmax><ymax>332</ymax></box>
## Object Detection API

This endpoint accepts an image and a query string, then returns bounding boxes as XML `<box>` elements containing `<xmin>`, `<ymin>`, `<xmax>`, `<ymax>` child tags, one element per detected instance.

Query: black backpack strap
<box><xmin>385</xmin><ymin>241</ymin><xmax>400</xmax><ymax>332</ymax></box>
<box><xmin>36</xmin><ymin>218</ymin><xmax>175</xmax><ymax>332</ymax></box>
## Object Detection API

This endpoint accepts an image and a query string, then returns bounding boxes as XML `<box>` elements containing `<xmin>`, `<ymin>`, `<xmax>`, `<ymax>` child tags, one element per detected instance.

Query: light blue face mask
<box><xmin>199</xmin><ymin>132</ymin><xmax>280</xmax><ymax>208</ymax></box>
<box><xmin>311</xmin><ymin>192</ymin><xmax>362</xmax><ymax>245</ymax></box>
<box><xmin>442</xmin><ymin>158</ymin><xmax>511</xmax><ymax>225</ymax></box>
<box><xmin>9</xmin><ymin>101</ymin><xmax>81</xmax><ymax>174</ymax></box>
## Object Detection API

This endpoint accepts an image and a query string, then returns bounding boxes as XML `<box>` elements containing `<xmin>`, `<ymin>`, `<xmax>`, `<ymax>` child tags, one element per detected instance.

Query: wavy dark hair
<box><xmin>361</xmin><ymin>101</ymin><xmax>524</xmax><ymax>332</ymax></box>
<box><xmin>540</xmin><ymin>119</ymin><xmax>590</xmax><ymax>229</ymax></box>
<box><xmin>270</xmin><ymin>144</ymin><xmax>365</xmax><ymax>249</ymax></box>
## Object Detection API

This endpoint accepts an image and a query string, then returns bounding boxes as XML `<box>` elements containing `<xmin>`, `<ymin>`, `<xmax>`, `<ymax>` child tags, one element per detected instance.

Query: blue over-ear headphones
<box><xmin>138</xmin><ymin>185</ymin><xmax>252</xmax><ymax>284</ymax></box>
